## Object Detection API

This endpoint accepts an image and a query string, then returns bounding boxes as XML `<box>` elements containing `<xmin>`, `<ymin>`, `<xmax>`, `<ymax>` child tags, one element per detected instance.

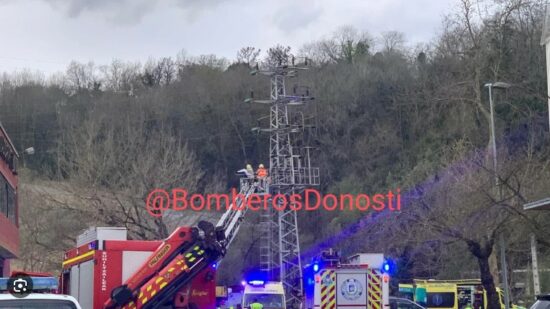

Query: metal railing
<box><xmin>269</xmin><ymin>167</ymin><xmax>320</xmax><ymax>186</ymax></box>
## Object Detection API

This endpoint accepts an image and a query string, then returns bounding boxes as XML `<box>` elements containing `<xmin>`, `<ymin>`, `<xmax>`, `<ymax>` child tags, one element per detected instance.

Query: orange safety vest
<box><xmin>257</xmin><ymin>168</ymin><xmax>268</xmax><ymax>178</ymax></box>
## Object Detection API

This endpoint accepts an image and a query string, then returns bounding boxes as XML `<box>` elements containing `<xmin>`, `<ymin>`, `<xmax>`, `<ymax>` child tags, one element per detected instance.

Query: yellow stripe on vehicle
<box><xmin>62</xmin><ymin>250</ymin><xmax>95</xmax><ymax>266</ymax></box>
<box><xmin>368</xmin><ymin>269</ymin><xmax>382</xmax><ymax>309</ymax></box>
<box><xmin>320</xmin><ymin>270</ymin><xmax>335</xmax><ymax>309</ymax></box>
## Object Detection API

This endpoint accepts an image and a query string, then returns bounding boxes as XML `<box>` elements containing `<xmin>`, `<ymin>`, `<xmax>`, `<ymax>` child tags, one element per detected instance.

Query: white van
<box><xmin>242</xmin><ymin>281</ymin><xmax>286</xmax><ymax>309</ymax></box>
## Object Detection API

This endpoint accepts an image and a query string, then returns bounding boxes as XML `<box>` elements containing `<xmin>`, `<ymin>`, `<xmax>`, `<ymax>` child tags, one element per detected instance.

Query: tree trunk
<box><xmin>477</xmin><ymin>254</ymin><xmax>501</xmax><ymax>309</ymax></box>
<box><xmin>489</xmin><ymin>252</ymin><xmax>501</xmax><ymax>286</ymax></box>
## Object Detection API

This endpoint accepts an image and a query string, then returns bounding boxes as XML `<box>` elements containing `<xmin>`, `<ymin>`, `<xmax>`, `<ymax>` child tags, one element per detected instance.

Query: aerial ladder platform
<box><xmin>61</xmin><ymin>178</ymin><xmax>262</xmax><ymax>309</ymax></box>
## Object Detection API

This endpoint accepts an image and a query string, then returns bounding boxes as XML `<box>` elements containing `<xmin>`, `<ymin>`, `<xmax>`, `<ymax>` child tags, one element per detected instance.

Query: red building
<box><xmin>0</xmin><ymin>123</ymin><xmax>19</xmax><ymax>277</ymax></box>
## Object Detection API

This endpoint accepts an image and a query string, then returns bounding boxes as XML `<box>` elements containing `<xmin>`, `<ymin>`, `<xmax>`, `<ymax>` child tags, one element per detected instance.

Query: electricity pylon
<box><xmin>246</xmin><ymin>57</ymin><xmax>320</xmax><ymax>308</ymax></box>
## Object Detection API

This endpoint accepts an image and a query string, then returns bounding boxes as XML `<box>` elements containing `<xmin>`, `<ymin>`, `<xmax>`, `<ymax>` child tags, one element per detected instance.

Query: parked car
<box><xmin>0</xmin><ymin>275</ymin><xmax>81</xmax><ymax>309</ymax></box>
<box><xmin>530</xmin><ymin>295</ymin><xmax>550</xmax><ymax>309</ymax></box>
<box><xmin>391</xmin><ymin>296</ymin><xmax>427</xmax><ymax>309</ymax></box>
<box><xmin>0</xmin><ymin>293</ymin><xmax>82</xmax><ymax>309</ymax></box>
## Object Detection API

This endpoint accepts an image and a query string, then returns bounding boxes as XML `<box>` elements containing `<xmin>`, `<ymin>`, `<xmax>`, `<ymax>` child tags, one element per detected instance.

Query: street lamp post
<box><xmin>21</xmin><ymin>147</ymin><xmax>35</xmax><ymax>169</ymax></box>
<box><xmin>484</xmin><ymin>81</ymin><xmax>511</xmax><ymax>309</ymax></box>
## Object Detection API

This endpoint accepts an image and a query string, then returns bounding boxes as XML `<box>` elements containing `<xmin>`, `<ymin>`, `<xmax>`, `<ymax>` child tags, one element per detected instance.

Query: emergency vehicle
<box><xmin>216</xmin><ymin>285</ymin><xmax>243</xmax><ymax>308</ymax></box>
<box><xmin>305</xmin><ymin>249</ymin><xmax>390</xmax><ymax>309</ymax></box>
<box><xmin>60</xmin><ymin>178</ymin><xmax>260</xmax><ymax>309</ymax></box>
<box><xmin>398</xmin><ymin>279</ymin><xmax>508</xmax><ymax>309</ymax></box>
<box><xmin>241</xmin><ymin>280</ymin><xmax>286</xmax><ymax>309</ymax></box>
<box><xmin>0</xmin><ymin>275</ymin><xmax>82</xmax><ymax>308</ymax></box>
<box><xmin>0</xmin><ymin>293</ymin><xmax>82</xmax><ymax>308</ymax></box>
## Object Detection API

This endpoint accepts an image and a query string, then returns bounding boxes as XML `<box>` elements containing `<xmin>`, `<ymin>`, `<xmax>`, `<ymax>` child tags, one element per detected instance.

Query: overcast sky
<box><xmin>0</xmin><ymin>0</ymin><xmax>457</xmax><ymax>75</ymax></box>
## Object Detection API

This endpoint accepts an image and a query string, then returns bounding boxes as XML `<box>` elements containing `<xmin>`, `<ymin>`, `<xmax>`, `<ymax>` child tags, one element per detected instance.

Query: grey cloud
<box><xmin>39</xmin><ymin>0</ymin><xmax>228</xmax><ymax>25</ymax></box>
<box><xmin>273</xmin><ymin>3</ymin><xmax>323</xmax><ymax>33</ymax></box>
<box><xmin>40</xmin><ymin>0</ymin><xmax>156</xmax><ymax>25</ymax></box>
<box><xmin>173</xmin><ymin>0</ymin><xmax>228</xmax><ymax>11</ymax></box>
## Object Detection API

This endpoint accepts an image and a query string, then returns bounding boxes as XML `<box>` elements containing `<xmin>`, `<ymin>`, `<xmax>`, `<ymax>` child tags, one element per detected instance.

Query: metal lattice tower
<box><xmin>247</xmin><ymin>57</ymin><xmax>320</xmax><ymax>308</ymax></box>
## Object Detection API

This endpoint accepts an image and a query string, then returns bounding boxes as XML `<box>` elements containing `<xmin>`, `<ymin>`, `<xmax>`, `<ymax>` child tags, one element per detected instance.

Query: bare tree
<box><xmin>398</xmin><ymin>141</ymin><xmax>550</xmax><ymax>309</ymax></box>
<box><xmin>59</xmin><ymin>113</ymin><xmax>206</xmax><ymax>239</ymax></box>
<box><xmin>380</xmin><ymin>31</ymin><xmax>406</xmax><ymax>53</ymax></box>
<box><xmin>65</xmin><ymin>61</ymin><xmax>101</xmax><ymax>93</ymax></box>
<box><xmin>236</xmin><ymin>47</ymin><xmax>261</xmax><ymax>65</ymax></box>
<box><xmin>264</xmin><ymin>44</ymin><xmax>293</xmax><ymax>67</ymax></box>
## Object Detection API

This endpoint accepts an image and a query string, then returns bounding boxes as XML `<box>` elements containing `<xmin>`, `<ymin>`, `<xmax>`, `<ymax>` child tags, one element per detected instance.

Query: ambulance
<box><xmin>241</xmin><ymin>280</ymin><xmax>286</xmax><ymax>309</ymax></box>
<box><xmin>398</xmin><ymin>279</ymin><xmax>509</xmax><ymax>309</ymax></box>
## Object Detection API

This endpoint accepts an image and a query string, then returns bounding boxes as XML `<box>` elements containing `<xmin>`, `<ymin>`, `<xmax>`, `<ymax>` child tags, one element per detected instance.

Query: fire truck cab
<box><xmin>60</xmin><ymin>226</ymin><xmax>217</xmax><ymax>309</ymax></box>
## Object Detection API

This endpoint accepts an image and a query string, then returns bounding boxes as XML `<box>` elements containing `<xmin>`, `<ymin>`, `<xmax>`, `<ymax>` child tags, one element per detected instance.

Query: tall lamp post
<box><xmin>484</xmin><ymin>81</ymin><xmax>511</xmax><ymax>309</ymax></box>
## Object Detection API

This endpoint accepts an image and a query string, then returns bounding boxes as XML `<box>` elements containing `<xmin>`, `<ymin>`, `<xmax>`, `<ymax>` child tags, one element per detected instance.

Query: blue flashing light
<box><xmin>248</xmin><ymin>280</ymin><xmax>265</xmax><ymax>286</ymax></box>
<box><xmin>241</xmin><ymin>280</ymin><xmax>246</xmax><ymax>286</ymax></box>
<box><xmin>382</xmin><ymin>258</ymin><xmax>396</xmax><ymax>275</ymax></box>
<box><xmin>31</xmin><ymin>277</ymin><xmax>59</xmax><ymax>290</ymax></box>
<box><xmin>313</xmin><ymin>263</ymin><xmax>319</xmax><ymax>272</ymax></box>
<box><xmin>0</xmin><ymin>277</ymin><xmax>58</xmax><ymax>292</ymax></box>
<box><xmin>243</xmin><ymin>269</ymin><xmax>268</xmax><ymax>286</ymax></box>
<box><xmin>212</xmin><ymin>263</ymin><xmax>218</xmax><ymax>269</ymax></box>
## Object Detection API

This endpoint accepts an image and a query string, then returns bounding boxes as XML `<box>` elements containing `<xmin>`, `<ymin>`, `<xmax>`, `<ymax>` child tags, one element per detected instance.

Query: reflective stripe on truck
<box><xmin>320</xmin><ymin>270</ymin><xmax>336</xmax><ymax>309</ymax></box>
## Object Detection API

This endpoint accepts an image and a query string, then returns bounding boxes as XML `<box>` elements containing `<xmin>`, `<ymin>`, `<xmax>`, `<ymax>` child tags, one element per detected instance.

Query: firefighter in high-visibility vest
<box><xmin>256</xmin><ymin>164</ymin><xmax>267</xmax><ymax>179</ymax></box>
<box><xmin>250</xmin><ymin>299</ymin><xmax>263</xmax><ymax>309</ymax></box>
<box><xmin>256</xmin><ymin>164</ymin><xmax>268</xmax><ymax>188</ymax></box>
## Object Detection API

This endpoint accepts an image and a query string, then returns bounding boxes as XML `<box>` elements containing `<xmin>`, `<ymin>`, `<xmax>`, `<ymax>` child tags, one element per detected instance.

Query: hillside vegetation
<box><xmin>2</xmin><ymin>0</ymin><xmax>550</xmax><ymax>303</ymax></box>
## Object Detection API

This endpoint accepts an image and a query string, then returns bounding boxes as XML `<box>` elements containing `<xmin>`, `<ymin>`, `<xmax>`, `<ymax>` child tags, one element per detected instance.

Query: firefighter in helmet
<box><xmin>256</xmin><ymin>164</ymin><xmax>268</xmax><ymax>179</ymax></box>
<box><xmin>246</xmin><ymin>164</ymin><xmax>254</xmax><ymax>179</ymax></box>
<box><xmin>256</xmin><ymin>164</ymin><xmax>268</xmax><ymax>188</ymax></box>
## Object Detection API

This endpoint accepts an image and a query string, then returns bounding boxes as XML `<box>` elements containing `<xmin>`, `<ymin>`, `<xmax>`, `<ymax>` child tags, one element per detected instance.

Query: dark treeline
<box><xmin>2</xmin><ymin>0</ymin><xmax>550</xmax><ymax>304</ymax></box>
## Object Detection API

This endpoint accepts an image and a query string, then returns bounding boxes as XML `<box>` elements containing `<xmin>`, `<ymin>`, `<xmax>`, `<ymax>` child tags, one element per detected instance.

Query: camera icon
<box><xmin>7</xmin><ymin>274</ymin><xmax>33</xmax><ymax>298</ymax></box>
<box><xmin>12</xmin><ymin>278</ymin><xmax>28</xmax><ymax>293</ymax></box>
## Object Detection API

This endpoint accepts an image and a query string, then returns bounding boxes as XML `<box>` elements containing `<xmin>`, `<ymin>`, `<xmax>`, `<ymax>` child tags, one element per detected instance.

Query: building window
<box><xmin>0</xmin><ymin>175</ymin><xmax>15</xmax><ymax>225</ymax></box>
<box><xmin>0</xmin><ymin>176</ymin><xmax>6</xmax><ymax>219</ymax></box>
<box><xmin>7</xmin><ymin>184</ymin><xmax>15</xmax><ymax>224</ymax></box>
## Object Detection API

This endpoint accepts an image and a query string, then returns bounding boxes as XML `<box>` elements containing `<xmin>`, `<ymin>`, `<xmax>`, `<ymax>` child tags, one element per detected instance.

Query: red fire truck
<box><xmin>60</xmin><ymin>179</ymin><xmax>259</xmax><ymax>309</ymax></box>
<box><xmin>304</xmin><ymin>249</ymin><xmax>391</xmax><ymax>309</ymax></box>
